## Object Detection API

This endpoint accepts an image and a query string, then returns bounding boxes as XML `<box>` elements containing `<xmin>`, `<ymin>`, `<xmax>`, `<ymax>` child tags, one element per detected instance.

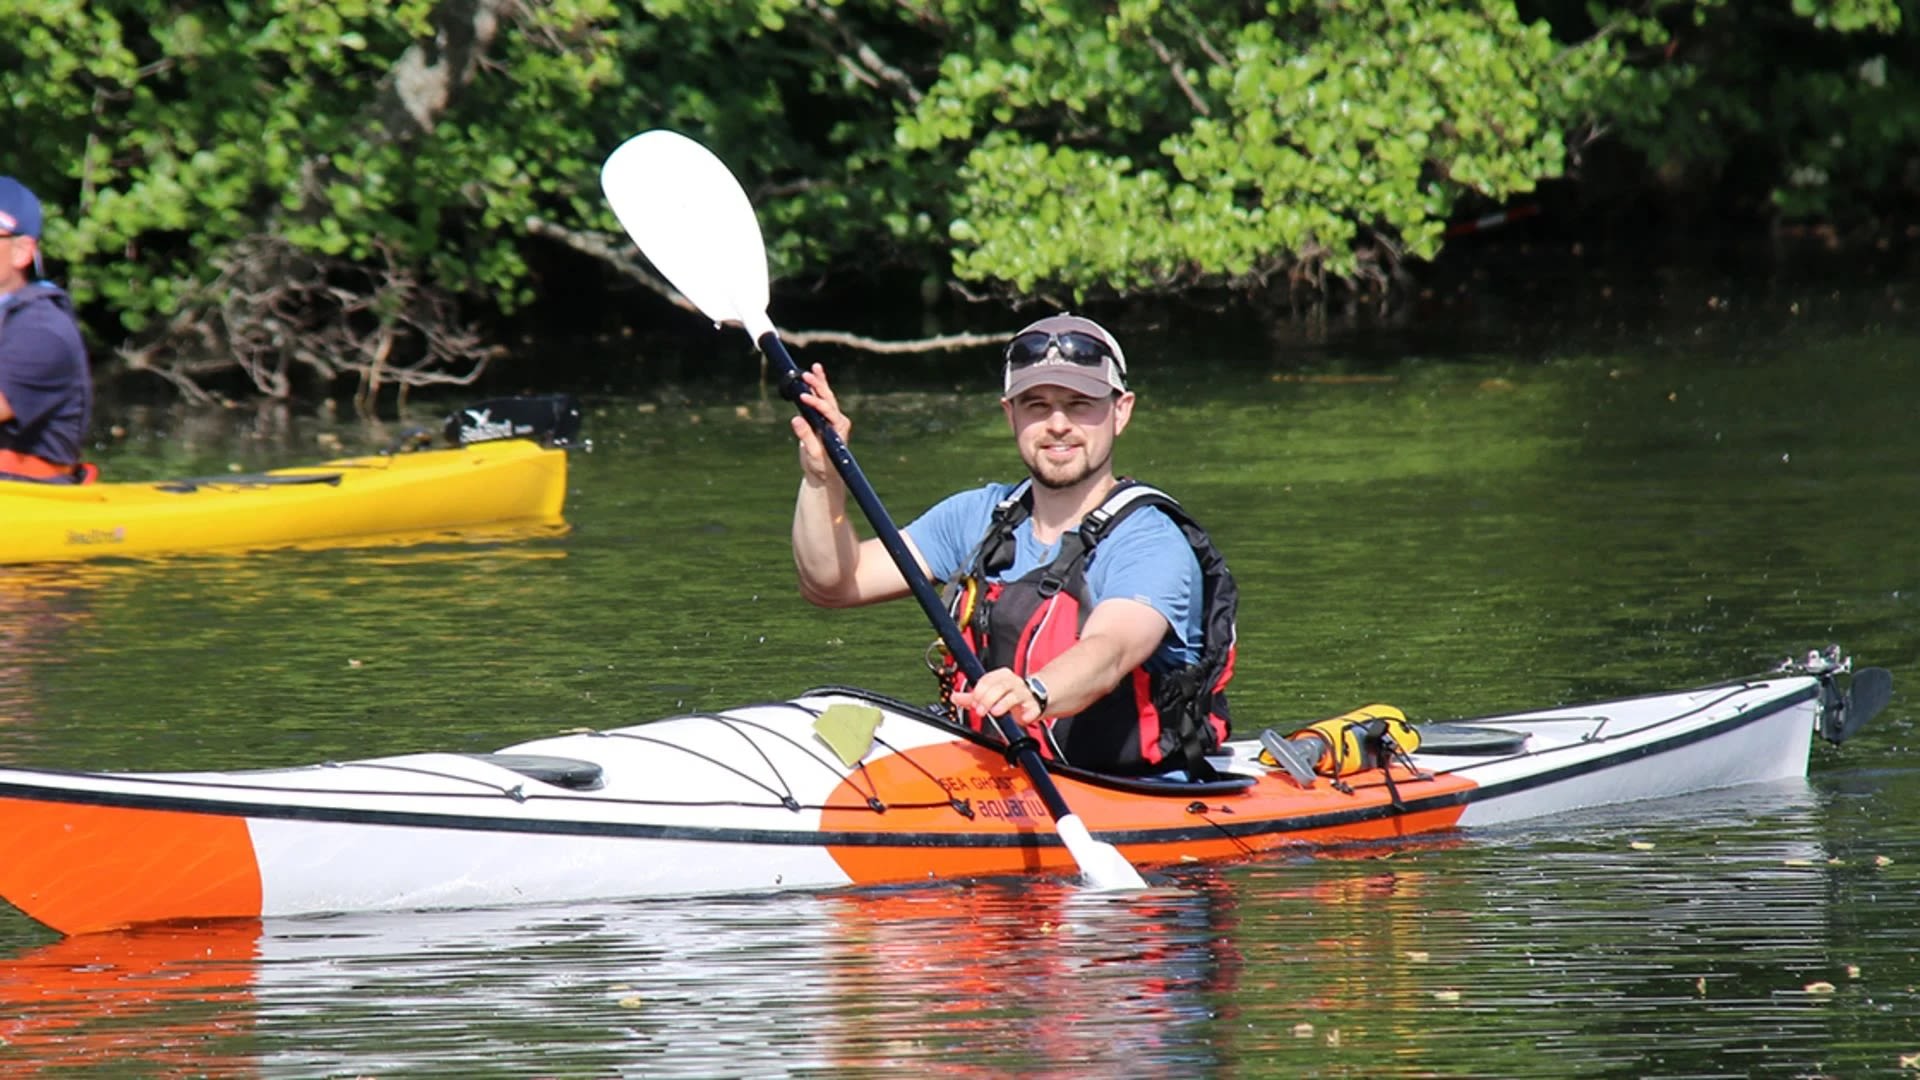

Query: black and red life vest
<box><xmin>934</xmin><ymin>479</ymin><xmax>1237</xmax><ymax>776</ymax></box>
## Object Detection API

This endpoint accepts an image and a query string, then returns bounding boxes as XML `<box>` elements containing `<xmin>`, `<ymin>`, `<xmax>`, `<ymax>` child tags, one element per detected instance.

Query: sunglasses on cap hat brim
<box><xmin>1003</xmin><ymin>330</ymin><xmax>1126</xmax><ymax>375</ymax></box>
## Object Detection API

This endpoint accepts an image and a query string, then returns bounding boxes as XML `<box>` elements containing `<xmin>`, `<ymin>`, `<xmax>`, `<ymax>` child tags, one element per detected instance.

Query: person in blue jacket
<box><xmin>0</xmin><ymin>176</ymin><xmax>91</xmax><ymax>482</ymax></box>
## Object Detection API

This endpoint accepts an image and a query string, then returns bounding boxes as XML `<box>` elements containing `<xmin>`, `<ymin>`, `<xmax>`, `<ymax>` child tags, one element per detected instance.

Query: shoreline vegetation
<box><xmin>6</xmin><ymin>1</ymin><xmax>1915</xmax><ymax>410</ymax></box>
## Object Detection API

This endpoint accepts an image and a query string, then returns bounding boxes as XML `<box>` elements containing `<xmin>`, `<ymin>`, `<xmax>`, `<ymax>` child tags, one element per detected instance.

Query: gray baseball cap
<box><xmin>1002</xmin><ymin>314</ymin><xmax>1129</xmax><ymax>398</ymax></box>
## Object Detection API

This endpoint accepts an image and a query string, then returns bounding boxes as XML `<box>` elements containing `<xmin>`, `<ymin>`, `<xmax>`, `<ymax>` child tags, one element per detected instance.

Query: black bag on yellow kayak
<box><xmin>444</xmin><ymin>395</ymin><xmax>583</xmax><ymax>448</ymax></box>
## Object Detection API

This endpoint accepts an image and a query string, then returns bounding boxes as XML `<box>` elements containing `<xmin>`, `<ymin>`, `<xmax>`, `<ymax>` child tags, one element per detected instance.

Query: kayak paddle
<box><xmin>600</xmin><ymin>129</ymin><xmax>1148</xmax><ymax>891</ymax></box>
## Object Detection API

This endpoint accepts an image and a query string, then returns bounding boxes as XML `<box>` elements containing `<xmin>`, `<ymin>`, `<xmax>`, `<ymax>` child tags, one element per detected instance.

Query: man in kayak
<box><xmin>0</xmin><ymin>176</ymin><xmax>91</xmax><ymax>484</ymax></box>
<box><xmin>790</xmin><ymin>314</ymin><xmax>1235</xmax><ymax>777</ymax></box>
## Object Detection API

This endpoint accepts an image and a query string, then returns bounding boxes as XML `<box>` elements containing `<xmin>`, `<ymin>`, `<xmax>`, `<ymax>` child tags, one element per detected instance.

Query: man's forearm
<box><xmin>1029</xmin><ymin>632</ymin><xmax>1138</xmax><ymax>718</ymax></box>
<box><xmin>792</xmin><ymin>476</ymin><xmax>862</xmax><ymax>606</ymax></box>
<box><xmin>1029</xmin><ymin>599</ymin><xmax>1172</xmax><ymax>716</ymax></box>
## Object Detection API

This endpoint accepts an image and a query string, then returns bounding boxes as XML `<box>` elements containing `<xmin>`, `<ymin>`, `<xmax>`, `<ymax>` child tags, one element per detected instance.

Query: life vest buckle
<box><xmin>1081</xmin><ymin>506</ymin><xmax>1115</xmax><ymax>546</ymax></box>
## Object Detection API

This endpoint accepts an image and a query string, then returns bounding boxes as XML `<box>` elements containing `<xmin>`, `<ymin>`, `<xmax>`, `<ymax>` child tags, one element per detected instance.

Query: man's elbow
<box><xmin>796</xmin><ymin>577</ymin><xmax>861</xmax><ymax>609</ymax></box>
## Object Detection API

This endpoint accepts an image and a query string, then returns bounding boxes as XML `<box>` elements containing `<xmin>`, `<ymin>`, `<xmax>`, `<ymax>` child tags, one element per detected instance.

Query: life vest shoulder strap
<box><xmin>966</xmin><ymin>479</ymin><xmax>1035</xmax><ymax>578</ymax></box>
<box><xmin>967</xmin><ymin>477</ymin><xmax>1211</xmax><ymax>581</ymax></box>
<box><xmin>1079</xmin><ymin>479</ymin><xmax>1178</xmax><ymax>550</ymax></box>
<box><xmin>1081</xmin><ymin>480</ymin><xmax>1237</xmax><ymax>655</ymax></box>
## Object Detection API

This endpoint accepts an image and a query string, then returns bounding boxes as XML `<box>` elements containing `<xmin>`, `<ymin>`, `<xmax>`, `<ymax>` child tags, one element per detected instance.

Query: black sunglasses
<box><xmin>1004</xmin><ymin>330</ymin><xmax>1124</xmax><ymax>373</ymax></box>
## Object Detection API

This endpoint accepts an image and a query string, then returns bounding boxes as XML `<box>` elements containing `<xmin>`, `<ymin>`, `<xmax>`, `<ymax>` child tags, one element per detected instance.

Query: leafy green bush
<box><xmin>1</xmin><ymin>0</ymin><xmax>1910</xmax><ymax>401</ymax></box>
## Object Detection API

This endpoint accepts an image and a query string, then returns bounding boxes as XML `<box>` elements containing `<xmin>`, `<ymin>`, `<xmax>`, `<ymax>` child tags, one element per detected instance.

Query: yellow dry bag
<box><xmin>1282</xmin><ymin>704</ymin><xmax>1420</xmax><ymax>778</ymax></box>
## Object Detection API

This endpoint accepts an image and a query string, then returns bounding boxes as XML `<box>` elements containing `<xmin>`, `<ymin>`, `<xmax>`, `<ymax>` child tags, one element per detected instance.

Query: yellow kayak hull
<box><xmin>1</xmin><ymin>440</ymin><xmax>567</xmax><ymax>564</ymax></box>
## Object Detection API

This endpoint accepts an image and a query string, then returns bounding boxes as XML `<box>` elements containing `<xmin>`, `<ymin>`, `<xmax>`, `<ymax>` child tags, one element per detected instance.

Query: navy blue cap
<box><xmin>0</xmin><ymin>177</ymin><xmax>44</xmax><ymax>239</ymax></box>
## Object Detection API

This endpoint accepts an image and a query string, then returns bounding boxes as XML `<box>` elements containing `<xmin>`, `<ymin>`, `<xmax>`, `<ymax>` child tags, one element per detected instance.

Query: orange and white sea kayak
<box><xmin>0</xmin><ymin>653</ymin><xmax>1887</xmax><ymax>936</ymax></box>
<box><xmin>0</xmin><ymin>396</ymin><xmax>578</xmax><ymax>565</ymax></box>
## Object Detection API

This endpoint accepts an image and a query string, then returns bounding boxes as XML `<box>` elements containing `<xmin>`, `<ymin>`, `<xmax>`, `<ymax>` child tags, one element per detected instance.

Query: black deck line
<box><xmin>0</xmin><ymin>683</ymin><xmax>1818</xmax><ymax>850</ymax></box>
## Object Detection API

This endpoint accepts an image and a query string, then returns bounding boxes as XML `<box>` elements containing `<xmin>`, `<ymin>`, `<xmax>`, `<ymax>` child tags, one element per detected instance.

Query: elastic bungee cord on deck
<box><xmin>161</xmin><ymin>703</ymin><xmax>969</xmax><ymax>817</ymax></box>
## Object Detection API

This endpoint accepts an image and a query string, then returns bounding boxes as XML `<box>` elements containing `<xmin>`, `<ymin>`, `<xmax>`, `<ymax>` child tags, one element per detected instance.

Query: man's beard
<box><xmin>1024</xmin><ymin>443</ymin><xmax>1109</xmax><ymax>490</ymax></box>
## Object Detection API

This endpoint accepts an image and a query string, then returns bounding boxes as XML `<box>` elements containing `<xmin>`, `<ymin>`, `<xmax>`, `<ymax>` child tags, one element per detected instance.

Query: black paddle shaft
<box><xmin>761</xmin><ymin>331</ymin><xmax>1075</xmax><ymax>820</ymax></box>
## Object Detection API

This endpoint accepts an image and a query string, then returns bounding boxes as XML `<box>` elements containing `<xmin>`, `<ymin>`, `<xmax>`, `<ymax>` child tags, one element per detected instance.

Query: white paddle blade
<box><xmin>600</xmin><ymin>130</ymin><xmax>773</xmax><ymax>336</ymax></box>
<box><xmin>1054</xmin><ymin>814</ymin><xmax>1148</xmax><ymax>890</ymax></box>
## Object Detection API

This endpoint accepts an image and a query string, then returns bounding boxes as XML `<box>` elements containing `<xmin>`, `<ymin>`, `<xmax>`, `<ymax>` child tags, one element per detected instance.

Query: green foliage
<box><xmin>1792</xmin><ymin>0</ymin><xmax>1901</xmax><ymax>33</ymax></box>
<box><xmin>1572</xmin><ymin>0</ymin><xmax>1912</xmax><ymax>219</ymax></box>
<box><xmin>902</xmin><ymin>0</ymin><xmax>1608</xmax><ymax>299</ymax></box>
<box><xmin>1</xmin><ymin>0</ymin><xmax>1915</xmax><ymax>401</ymax></box>
<box><xmin>2</xmin><ymin>0</ymin><xmax>621</xmax><ymax>326</ymax></box>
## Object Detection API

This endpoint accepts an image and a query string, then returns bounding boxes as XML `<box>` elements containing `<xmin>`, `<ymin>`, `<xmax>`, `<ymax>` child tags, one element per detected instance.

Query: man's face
<box><xmin>0</xmin><ymin>233</ymin><xmax>35</xmax><ymax>292</ymax></box>
<box><xmin>1002</xmin><ymin>385</ymin><xmax>1135</xmax><ymax>491</ymax></box>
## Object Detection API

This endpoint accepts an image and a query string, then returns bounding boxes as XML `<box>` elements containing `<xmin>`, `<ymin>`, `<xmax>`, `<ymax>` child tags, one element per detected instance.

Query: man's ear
<box><xmin>7</xmin><ymin>236</ymin><xmax>36</xmax><ymax>275</ymax></box>
<box><xmin>1111</xmin><ymin>391</ymin><xmax>1136</xmax><ymax>436</ymax></box>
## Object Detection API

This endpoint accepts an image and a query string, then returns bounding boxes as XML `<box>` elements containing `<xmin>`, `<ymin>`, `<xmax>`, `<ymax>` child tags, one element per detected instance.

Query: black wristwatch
<box><xmin>1024</xmin><ymin>674</ymin><xmax>1050</xmax><ymax>714</ymax></box>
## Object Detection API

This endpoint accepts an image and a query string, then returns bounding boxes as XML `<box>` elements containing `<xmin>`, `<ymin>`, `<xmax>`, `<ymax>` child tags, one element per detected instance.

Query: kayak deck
<box><xmin>0</xmin><ymin>439</ymin><xmax>567</xmax><ymax>564</ymax></box>
<box><xmin>0</xmin><ymin>661</ymin><xmax>1880</xmax><ymax>936</ymax></box>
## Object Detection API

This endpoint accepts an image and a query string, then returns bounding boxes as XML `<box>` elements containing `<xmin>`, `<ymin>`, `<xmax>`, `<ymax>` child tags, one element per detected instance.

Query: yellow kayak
<box><xmin>2</xmin><ymin>436</ymin><xmax>568</xmax><ymax>565</ymax></box>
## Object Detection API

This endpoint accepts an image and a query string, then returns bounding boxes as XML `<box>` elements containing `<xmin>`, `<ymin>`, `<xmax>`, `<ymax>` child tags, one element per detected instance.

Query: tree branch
<box><xmin>525</xmin><ymin>217</ymin><xmax>1005</xmax><ymax>354</ymax></box>
<box><xmin>373</xmin><ymin>0</ymin><xmax>513</xmax><ymax>138</ymax></box>
<box><xmin>801</xmin><ymin>0</ymin><xmax>924</xmax><ymax>105</ymax></box>
<box><xmin>1146</xmin><ymin>34</ymin><xmax>1210</xmax><ymax>116</ymax></box>
<box><xmin>525</xmin><ymin>215</ymin><xmax>698</xmax><ymax>315</ymax></box>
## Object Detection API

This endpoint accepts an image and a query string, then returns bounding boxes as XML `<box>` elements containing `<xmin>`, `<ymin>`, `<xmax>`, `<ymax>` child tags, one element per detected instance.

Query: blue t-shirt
<box><xmin>0</xmin><ymin>284</ymin><xmax>91</xmax><ymax>468</ymax></box>
<box><xmin>905</xmin><ymin>482</ymin><xmax>1203</xmax><ymax>670</ymax></box>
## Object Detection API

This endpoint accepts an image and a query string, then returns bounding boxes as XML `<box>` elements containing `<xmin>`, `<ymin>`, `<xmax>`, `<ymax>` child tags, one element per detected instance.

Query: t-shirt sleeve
<box><xmin>1084</xmin><ymin>510</ymin><xmax>1202</xmax><ymax>651</ymax></box>
<box><xmin>903</xmin><ymin>484</ymin><xmax>1006</xmax><ymax>582</ymax></box>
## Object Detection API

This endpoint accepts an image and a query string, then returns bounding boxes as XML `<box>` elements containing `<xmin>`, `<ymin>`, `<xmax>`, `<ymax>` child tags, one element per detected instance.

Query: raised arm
<box><xmin>789</xmin><ymin>363</ymin><xmax>926</xmax><ymax>607</ymax></box>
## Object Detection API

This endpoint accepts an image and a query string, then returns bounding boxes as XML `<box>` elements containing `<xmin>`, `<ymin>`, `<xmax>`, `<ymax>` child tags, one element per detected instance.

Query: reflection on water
<box><xmin>0</xmin><ymin>567</ymin><xmax>99</xmax><ymax>725</ymax></box>
<box><xmin>0</xmin><ymin>885</ymin><xmax>1236</xmax><ymax>1077</ymax></box>
<box><xmin>0</xmin><ymin>923</ymin><xmax>259</xmax><ymax>1075</ymax></box>
<box><xmin>0</xmin><ymin>534</ymin><xmax>572</xmax><ymax>770</ymax></box>
<box><xmin>2</xmin><ymin>782</ymin><xmax>1914</xmax><ymax>1076</ymax></box>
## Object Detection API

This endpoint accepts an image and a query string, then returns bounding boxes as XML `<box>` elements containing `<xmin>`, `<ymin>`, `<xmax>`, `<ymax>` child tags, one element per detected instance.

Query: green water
<box><xmin>1</xmin><ymin>288</ymin><xmax>1916</xmax><ymax>1076</ymax></box>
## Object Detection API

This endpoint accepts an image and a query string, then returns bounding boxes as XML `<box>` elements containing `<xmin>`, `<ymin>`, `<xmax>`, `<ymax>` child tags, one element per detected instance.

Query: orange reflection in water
<box><xmin>816</xmin><ymin>878</ymin><xmax>1247</xmax><ymax>1076</ymax></box>
<box><xmin>0</xmin><ymin>921</ymin><xmax>260</xmax><ymax>1074</ymax></box>
<box><xmin>0</xmin><ymin>855</ymin><xmax>1453</xmax><ymax>1073</ymax></box>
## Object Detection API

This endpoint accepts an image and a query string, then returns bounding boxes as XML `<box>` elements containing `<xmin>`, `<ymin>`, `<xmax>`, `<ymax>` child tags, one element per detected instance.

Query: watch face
<box><xmin>1025</xmin><ymin>675</ymin><xmax>1048</xmax><ymax>705</ymax></box>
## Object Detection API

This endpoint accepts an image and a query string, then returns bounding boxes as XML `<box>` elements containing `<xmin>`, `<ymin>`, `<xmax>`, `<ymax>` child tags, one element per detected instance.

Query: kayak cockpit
<box><xmin>466</xmin><ymin>753</ymin><xmax>604</xmax><ymax>791</ymax></box>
